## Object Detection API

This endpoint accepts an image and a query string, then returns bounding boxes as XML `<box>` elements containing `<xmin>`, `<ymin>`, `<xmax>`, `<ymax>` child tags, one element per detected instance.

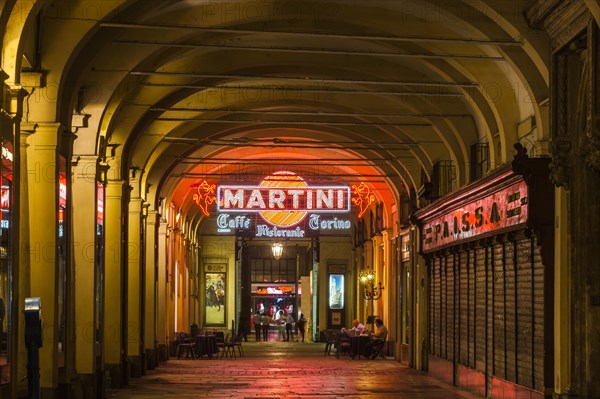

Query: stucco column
<box><xmin>103</xmin><ymin>178</ymin><xmax>124</xmax><ymax>388</ymax></box>
<box><xmin>71</xmin><ymin>155</ymin><xmax>99</xmax><ymax>385</ymax></box>
<box><xmin>26</xmin><ymin>122</ymin><xmax>61</xmax><ymax>393</ymax></box>
<box><xmin>127</xmin><ymin>182</ymin><xmax>143</xmax><ymax>377</ymax></box>
<box><xmin>15</xmin><ymin>97</ymin><xmax>32</xmax><ymax>398</ymax></box>
<box><xmin>413</xmin><ymin>228</ymin><xmax>428</xmax><ymax>371</ymax></box>
<box><xmin>156</xmin><ymin>220</ymin><xmax>168</xmax><ymax>361</ymax></box>
<box><xmin>144</xmin><ymin>210</ymin><xmax>158</xmax><ymax>369</ymax></box>
<box><xmin>8</xmin><ymin>86</ymin><xmax>29</xmax><ymax>395</ymax></box>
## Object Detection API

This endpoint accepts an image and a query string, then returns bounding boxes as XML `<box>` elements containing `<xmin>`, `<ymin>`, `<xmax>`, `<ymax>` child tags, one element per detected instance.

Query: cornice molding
<box><xmin>527</xmin><ymin>0</ymin><xmax>590</xmax><ymax>50</ymax></box>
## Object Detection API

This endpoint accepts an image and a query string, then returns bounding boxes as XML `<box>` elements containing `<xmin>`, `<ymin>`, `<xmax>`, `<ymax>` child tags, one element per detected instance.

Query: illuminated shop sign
<box><xmin>256</xmin><ymin>286</ymin><xmax>294</xmax><ymax>295</ymax></box>
<box><xmin>193</xmin><ymin>180</ymin><xmax>217</xmax><ymax>217</ymax></box>
<box><xmin>58</xmin><ymin>172</ymin><xmax>67</xmax><ymax>238</ymax></box>
<box><xmin>421</xmin><ymin>179</ymin><xmax>528</xmax><ymax>252</ymax></box>
<box><xmin>351</xmin><ymin>182</ymin><xmax>375</xmax><ymax>218</ymax></box>
<box><xmin>193</xmin><ymin>171</ymin><xmax>378</xmax><ymax>235</ymax></box>
<box><xmin>1</xmin><ymin>186</ymin><xmax>9</xmax><ymax>229</ymax></box>
<box><xmin>217</xmin><ymin>171</ymin><xmax>350</xmax><ymax>223</ymax></box>
<box><xmin>1</xmin><ymin>147</ymin><xmax>13</xmax><ymax>162</ymax></box>
<box><xmin>0</xmin><ymin>186</ymin><xmax>9</xmax><ymax>210</ymax></box>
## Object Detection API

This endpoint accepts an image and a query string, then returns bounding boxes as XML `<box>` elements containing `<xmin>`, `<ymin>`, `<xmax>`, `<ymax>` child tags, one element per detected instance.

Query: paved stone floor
<box><xmin>108</xmin><ymin>340</ymin><xmax>480</xmax><ymax>399</ymax></box>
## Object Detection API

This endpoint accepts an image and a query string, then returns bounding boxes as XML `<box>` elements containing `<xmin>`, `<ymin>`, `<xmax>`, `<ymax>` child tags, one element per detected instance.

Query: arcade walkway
<box><xmin>108</xmin><ymin>342</ymin><xmax>479</xmax><ymax>399</ymax></box>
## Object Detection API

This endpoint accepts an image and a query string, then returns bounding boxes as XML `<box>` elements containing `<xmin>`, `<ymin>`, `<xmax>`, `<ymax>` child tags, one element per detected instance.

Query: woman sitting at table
<box><xmin>365</xmin><ymin>318</ymin><xmax>388</xmax><ymax>359</ymax></box>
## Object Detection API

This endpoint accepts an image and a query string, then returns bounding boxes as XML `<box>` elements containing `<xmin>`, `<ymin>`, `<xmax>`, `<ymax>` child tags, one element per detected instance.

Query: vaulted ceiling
<box><xmin>3</xmin><ymin>0</ymin><xmax>552</xmax><ymax>228</ymax></box>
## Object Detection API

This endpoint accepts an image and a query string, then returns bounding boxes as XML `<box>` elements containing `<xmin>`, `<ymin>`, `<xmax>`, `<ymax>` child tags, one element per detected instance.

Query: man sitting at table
<box><xmin>366</xmin><ymin>318</ymin><xmax>388</xmax><ymax>359</ymax></box>
<box><xmin>350</xmin><ymin>319</ymin><xmax>366</xmax><ymax>335</ymax></box>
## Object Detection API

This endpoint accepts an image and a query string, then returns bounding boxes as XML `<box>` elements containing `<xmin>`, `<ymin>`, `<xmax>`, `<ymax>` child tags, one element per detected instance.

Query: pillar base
<box><xmin>128</xmin><ymin>355</ymin><xmax>143</xmax><ymax>378</ymax></box>
<box><xmin>70</xmin><ymin>374</ymin><xmax>95</xmax><ymax>399</ymax></box>
<box><xmin>41</xmin><ymin>387</ymin><xmax>60</xmax><ymax>399</ymax></box>
<box><xmin>106</xmin><ymin>363</ymin><xmax>125</xmax><ymax>388</ymax></box>
<box><xmin>145</xmin><ymin>348</ymin><xmax>157</xmax><ymax>370</ymax></box>
<box><xmin>158</xmin><ymin>344</ymin><xmax>168</xmax><ymax>362</ymax></box>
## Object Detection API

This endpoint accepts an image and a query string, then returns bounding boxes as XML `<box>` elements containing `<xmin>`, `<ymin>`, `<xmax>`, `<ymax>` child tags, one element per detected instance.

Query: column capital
<box><xmin>72</xmin><ymin>155</ymin><xmax>100</xmax><ymax>183</ymax></box>
<box><xmin>147</xmin><ymin>210</ymin><xmax>159</xmax><ymax>226</ymax></box>
<box><xmin>27</xmin><ymin>122</ymin><xmax>63</xmax><ymax>150</ymax></box>
<box><xmin>8</xmin><ymin>85</ymin><xmax>28</xmax><ymax>118</ymax></box>
<box><xmin>20</xmin><ymin>122</ymin><xmax>37</xmax><ymax>147</ymax></box>
<box><xmin>105</xmin><ymin>179</ymin><xmax>125</xmax><ymax>200</ymax></box>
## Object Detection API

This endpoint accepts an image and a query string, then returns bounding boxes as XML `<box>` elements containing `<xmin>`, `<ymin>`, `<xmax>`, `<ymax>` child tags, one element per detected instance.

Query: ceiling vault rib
<box><xmin>175</xmin><ymin>160</ymin><xmax>415</xmax><ymax>165</ymax></box>
<box><xmin>124</xmin><ymin>71</ymin><xmax>479</xmax><ymax>87</ymax></box>
<box><xmin>157</xmin><ymin>139</ymin><xmax>424</xmax><ymax>150</ymax></box>
<box><xmin>138</xmin><ymin>83</ymin><xmax>465</xmax><ymax>97</ymax></box>
<box><xmin>172</xmin><ymin>172</ymin><xmax>393</xmax><ymax>178</ymax></box>
<box><xmin>99</xmin><ymin>22</ymin><xmax>522</xmax><ymax>46</ymax></box>
<box><xmin>150</xmin><ymin>137</ymin><xmax>440</xmax><ymax>145</ymax></box>
<box><xmin>113</xmin><ymin>40</ymin><xmax>505</xmax><ymax>61</ymax></box>
<box><xmin>147</xmin><ymin>107</ymin><xmax>471</xmax><ymax>118</ymax></box>
<box><xmin>152</xmin><ymin>118</ymin><xmax>431</xmax><ymax>127</ymax></box>
<box><xmin>163</xmin><ymin>156</ymin><xmax>418</xmax><ymax>162</ymax></box>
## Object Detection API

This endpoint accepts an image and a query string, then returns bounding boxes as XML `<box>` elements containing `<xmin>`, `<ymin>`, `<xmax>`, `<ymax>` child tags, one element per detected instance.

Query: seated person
<box><xmin>350</xmin><ymin>319</ymin><xmax>366</xmax><ymax>335</ymax></box>
<box><xmin>339</xmin><ymin>327</ymin><xmax>351</xmax><ymax>339</ymax></box>
<box><xmin>366</xmin><ymin>318</ymin><xmax>388</xmax><ymax>359</ymax></box>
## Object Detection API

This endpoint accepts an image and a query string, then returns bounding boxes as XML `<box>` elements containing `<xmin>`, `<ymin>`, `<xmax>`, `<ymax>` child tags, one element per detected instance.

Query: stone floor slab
<box><xmin>108</xmin><ymin>341</ymin><xmax>481</xmax><ymax>399</ymax></box>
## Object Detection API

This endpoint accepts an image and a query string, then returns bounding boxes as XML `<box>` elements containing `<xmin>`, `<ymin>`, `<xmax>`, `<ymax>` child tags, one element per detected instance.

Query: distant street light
<box><xmin>272</xmin><ymin>242</ymin><xmax>284</xmax><ymax>260</ymax></box>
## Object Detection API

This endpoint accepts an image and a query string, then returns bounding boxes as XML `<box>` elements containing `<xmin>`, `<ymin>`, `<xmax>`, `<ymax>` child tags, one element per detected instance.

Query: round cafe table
<box><xmin>349</xmin><ymin>334</ymin><xmax>370</xmax><ymax>359</ymax></box>
<box><xmin>195</xmin><ymin>335</ymin><xmax>218</xmax><ymax>359</ymax></box>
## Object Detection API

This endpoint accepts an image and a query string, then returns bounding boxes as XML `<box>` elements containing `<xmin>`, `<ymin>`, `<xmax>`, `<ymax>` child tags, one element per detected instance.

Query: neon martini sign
<box><xmin>193</xmin><ymin>171</ymin><xmax>375</xmax><ymax>236</ymax></box>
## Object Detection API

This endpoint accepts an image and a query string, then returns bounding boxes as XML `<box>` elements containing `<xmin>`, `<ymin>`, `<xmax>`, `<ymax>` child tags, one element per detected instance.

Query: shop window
<box><xmin>470</xmin><ymin>143</ymin><xmax>489</xmax><ymax>181</ymax></box>
<box><xmin>400</xmin><ymin>235</ymin><xmax>410</xmax><ymax>345</ymax></box>
<box><xmin>0</xmin><ymin>138</ymin><xmax>13</xmax><ymax>384</ymax></box>
<box><xmin>57</xmin><ymin>155</ymin><xmax>68</xmax><ymax>363</ymax></box>
<box><xmin>431</xmin><ymin>161</ymin><xmax>456</xmax><ymax>197</ymax></box>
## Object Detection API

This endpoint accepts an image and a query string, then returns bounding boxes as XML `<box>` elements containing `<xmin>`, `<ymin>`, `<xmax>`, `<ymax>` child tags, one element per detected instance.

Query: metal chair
<box><xmin>233</xmin><ymin>331</ymin><xmax>245</xmax><ymax>357</ymax></box>
<box><xmin>218</xmin><ymin>332</ymin><xmax>237</xmax><ymax>359</ymax></box>
<box><xmin>335</xmin><ymin>334</ymin><xmax>351</xmax><ymax>359</ymax></box>
<box><xmin>323</xmin><ymin>331</ymin><xmax>337</xmax><ymax>356</ymax></box>
<box><xmin>175</xmin><ymin>332</ymin><xmax>196</xmax><ymax>359</ymax></box>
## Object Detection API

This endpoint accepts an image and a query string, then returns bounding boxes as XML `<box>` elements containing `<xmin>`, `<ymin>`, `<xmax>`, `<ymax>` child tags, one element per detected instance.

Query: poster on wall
<box><xmin>204</xmin><ymin>271</ymin><xmax>226</xmax><ymax>326</ymax></box>
<box><xmin>328</xmin><ymin>274</ymin><xmax>344</xmax><ymax>309</ymax></box>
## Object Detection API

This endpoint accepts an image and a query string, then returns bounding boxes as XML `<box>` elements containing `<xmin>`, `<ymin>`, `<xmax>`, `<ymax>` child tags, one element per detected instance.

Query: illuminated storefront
<box><xmin>0</xmin><ymin>136</ymin><xmax>13</xmax><ymax>385</ymax></box>
<box><xmin>196</xmin><ymin>171</ymin><xmax>367</xmax><ymax>333</ymax></box>
<box><xmin>413</xmin><ymin>159</ymin><xmax>554</xmax><ymax>398</ymax></box>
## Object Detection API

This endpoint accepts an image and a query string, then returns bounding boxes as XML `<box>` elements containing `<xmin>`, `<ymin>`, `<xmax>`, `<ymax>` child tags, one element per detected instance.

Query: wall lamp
<box><xmin>359</xmin><ymin>268</ymin><xmax>384</xmax><ymax>300</ymax></box>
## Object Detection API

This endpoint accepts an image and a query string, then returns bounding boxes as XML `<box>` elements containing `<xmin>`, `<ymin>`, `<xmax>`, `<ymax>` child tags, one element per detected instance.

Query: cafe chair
<box><xmin>214</xmin><ymin>331</ymin><xmax>225</xmax><ymax>354</ymax></box>
<box><xmin>335</xmin><ymin>334</ymin><xmax>351</xmax><ymax>359</ymax></box>
<box><xmin>218</xmin><ymin>332</ymin><xmax>237</xmax><ymax>359</ymax></box>
<box><xmin>368</xmin><ymin>339</ymin><xmax>386</xmax><ymax>360</ymax></box>
<box><xmin>323</xmin><ymin>331</ymin><xmax>337</xmax><ymax>356</ymax></box>
<box><xmin>233</xmin><ymin>331</ymin><xmax>245</xmax><ymax>357</ymax></box>
<box><xmin>175</xmin><ymin>332</ymin><xmax>196</xmax><ymax>359</ymax></box>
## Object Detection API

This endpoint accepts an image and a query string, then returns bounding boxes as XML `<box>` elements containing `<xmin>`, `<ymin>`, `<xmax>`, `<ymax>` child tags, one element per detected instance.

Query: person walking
<box><xmin>253</xmin><ymin>312</ymin><xmax>262</xmax><ymax>341</ymax></box>
<box><xmin>277</xmin><ymin>310</ymin><xmax>286</xmax><ymax>341</ymax></box>
<box><xmin>238</xmin><ymin>312</ymin><xmax>249</xmax><ymax>342</ymax></box>
<box><xmin>296</xmin><ymin>313</ymin><xmax>306</xmax><ymax>342</ymax></box>
<box><xmin>261</xmin><ymin>313</ymin><xmax>271</xmax><ymax>342</ymax></box>
<box><xmin>284</xmin><ymin>312</ymin><xmax>295</xmax><ymax>341</ymax></box>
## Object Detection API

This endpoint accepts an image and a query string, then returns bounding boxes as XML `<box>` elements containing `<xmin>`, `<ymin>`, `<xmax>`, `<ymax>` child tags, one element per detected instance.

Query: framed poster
<box><xmin>328</xmin><ymin>274</ymin><xmax>344</xmax><ymax>309</ymax></box>
<box><xmin>204</xmin><ymin>271</ymin><xmax>226</xmax><ymax>326</ymax></box>
<box><xmin>331</xmin><ymin>311</ymin><xmax>342</xmax><ymax>326</ymax></box>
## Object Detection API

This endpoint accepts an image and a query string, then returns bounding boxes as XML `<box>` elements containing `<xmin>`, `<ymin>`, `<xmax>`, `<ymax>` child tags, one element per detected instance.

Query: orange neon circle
<box><xmin>259</xmin><ymin>171</ymin><xmax>308</xmax><ymax>227</ymax></box>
